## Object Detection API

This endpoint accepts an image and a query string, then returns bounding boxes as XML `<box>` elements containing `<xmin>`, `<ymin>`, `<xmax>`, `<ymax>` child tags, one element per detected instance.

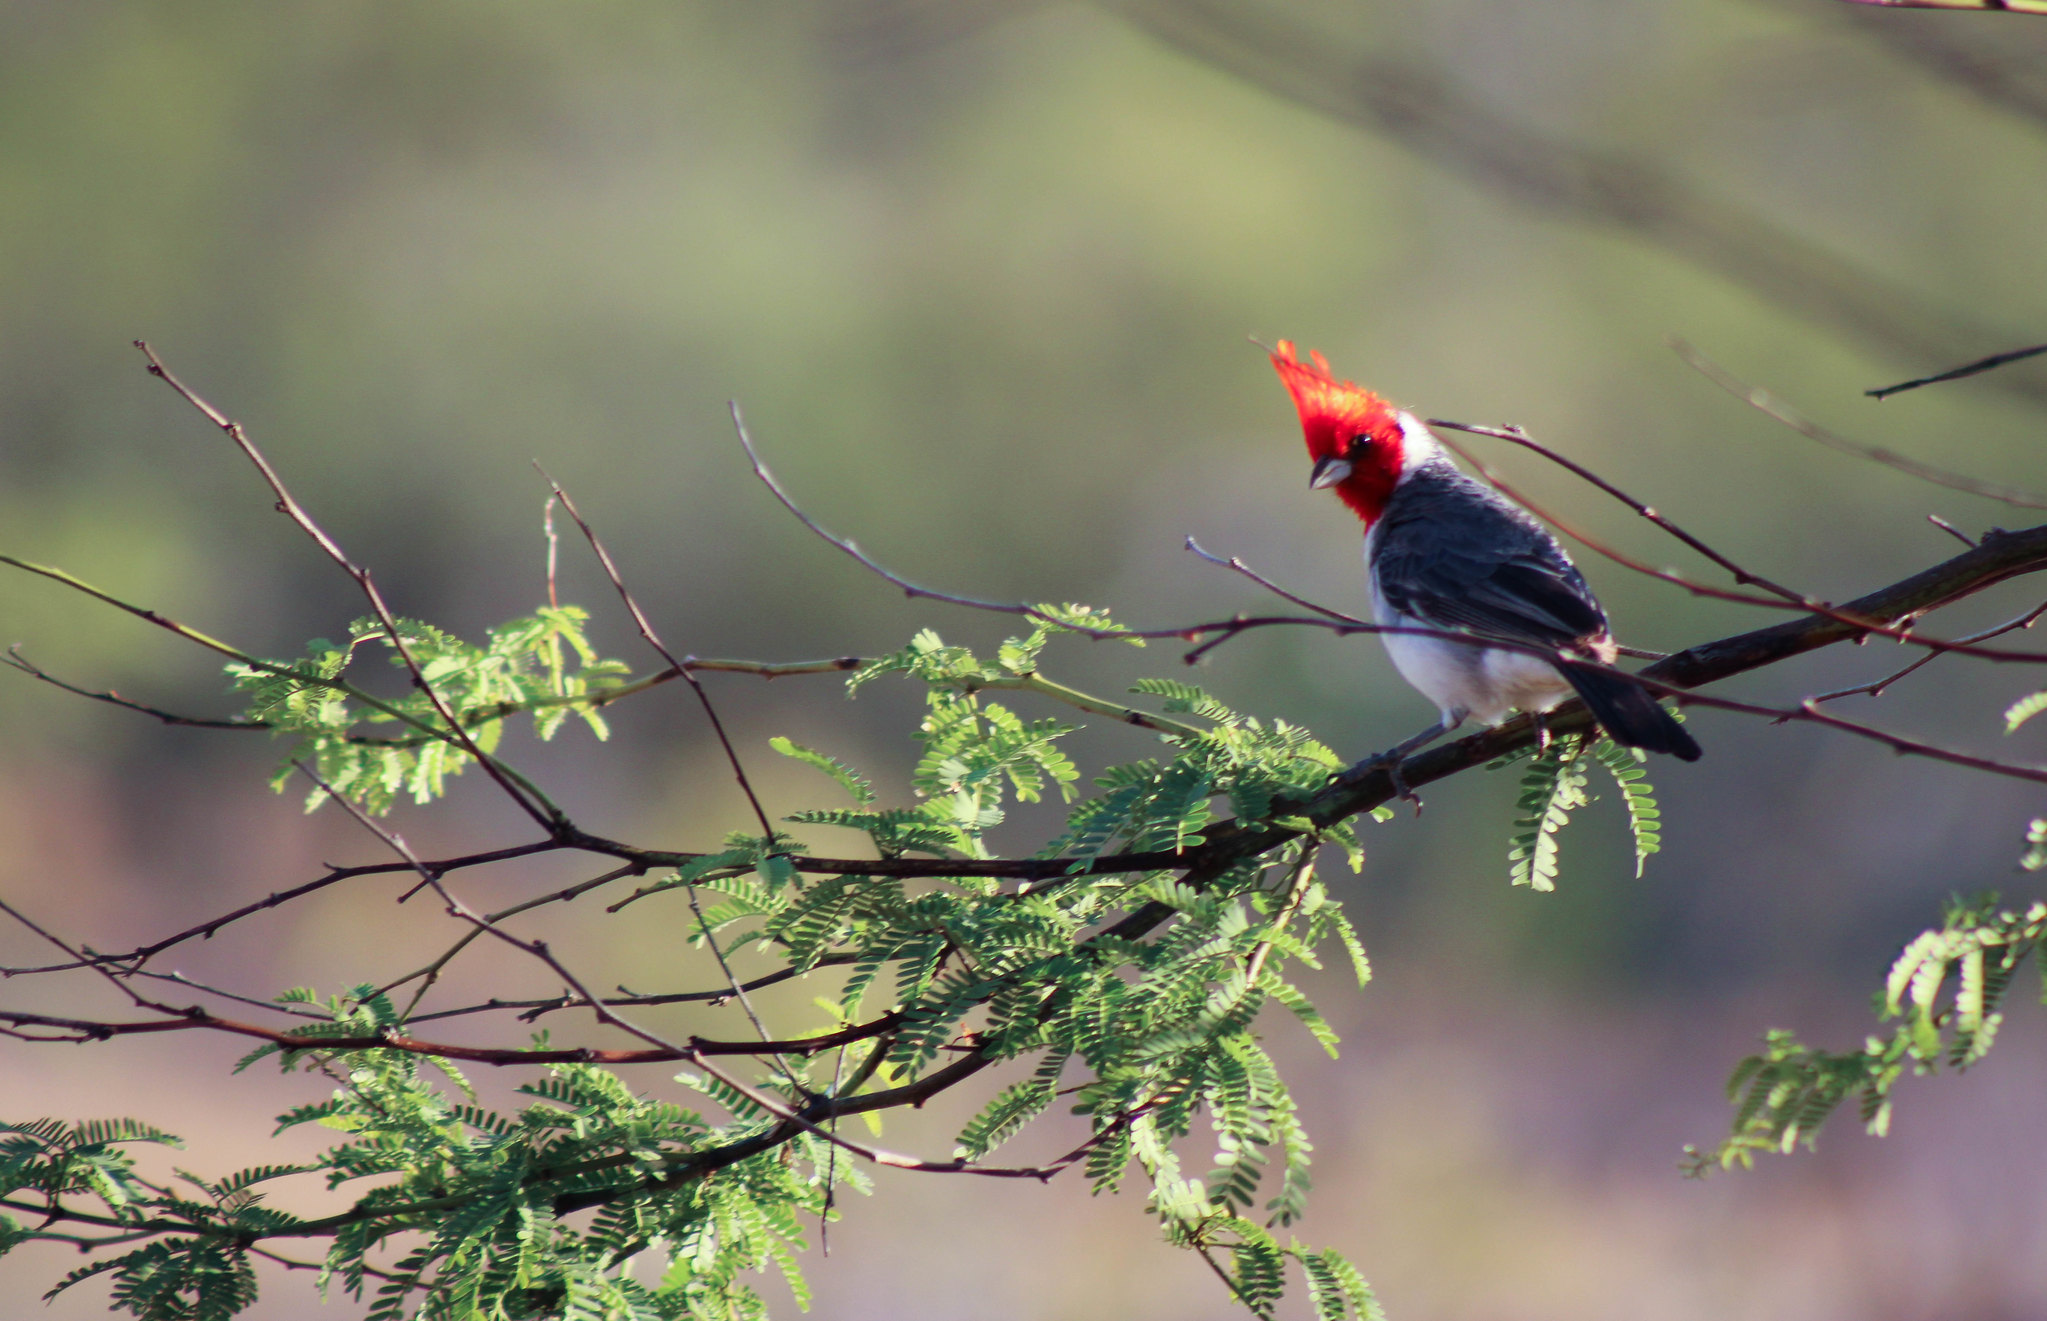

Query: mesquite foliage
<box><xmin>3</xmin><ymin>605</ymin><xmax>1406</xmax><ymax>1320</ymax></box>
<box><xmin>7</xmin><ymin>545</ymin><xmax>2038</xmax><ymax>1318</ymax></box>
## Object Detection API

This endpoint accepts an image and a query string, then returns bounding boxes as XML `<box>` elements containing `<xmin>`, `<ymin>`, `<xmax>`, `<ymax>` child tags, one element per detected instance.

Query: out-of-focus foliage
<box><xmin>1690</xmin><ymin>892</ymin><xmax>2047</xmax><ymax>1173</ymax></box>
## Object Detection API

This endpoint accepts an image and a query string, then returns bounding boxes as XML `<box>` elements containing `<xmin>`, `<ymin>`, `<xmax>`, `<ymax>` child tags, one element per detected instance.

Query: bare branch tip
<box><xmin>1928</xmin><ymin>515</ymin><xmax>1978</xmax><ymax>548</ymax></box>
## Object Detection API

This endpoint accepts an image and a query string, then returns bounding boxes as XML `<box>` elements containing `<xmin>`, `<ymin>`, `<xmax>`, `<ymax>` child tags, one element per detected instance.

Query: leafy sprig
<box><xmin>1687</xmin><ymin>893</ymin><xmax>2047</xmax><ymax>1174</ymax></box>
<box><xmin>229</xmin><ymin>607</ymin><xmax>629</xmax><ymax>814</ymax></box>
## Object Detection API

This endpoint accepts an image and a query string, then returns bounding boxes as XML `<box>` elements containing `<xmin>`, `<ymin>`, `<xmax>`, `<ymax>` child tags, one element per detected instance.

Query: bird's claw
<box><xmin>1346</xmin><ymin>748</ymin><xmax>1424</xmax><ymax>814</ymax></box>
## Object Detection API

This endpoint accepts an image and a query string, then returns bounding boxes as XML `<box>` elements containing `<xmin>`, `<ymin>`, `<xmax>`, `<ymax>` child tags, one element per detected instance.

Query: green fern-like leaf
<box><xmin>1591</xmin><ymin>737</ymin><xmax>1662</xmax><ymax>877</ymax></box>
<box><xmin>1506</xmin><ymin>739</ymin><xmax>1589</xmax><ymax>891</ymax></box>
<box><xmin>954</xmin><ymin>1060</ymin><xmax>1063</xmax><ymax>1161</ymax></box>
<box><xmin>768</xmin><ymin>736</ymin><xmax>874</xmax><ymax>805</ymax></box>
<box><xmin>2022</xmin><ymin>818</ymin><xmax>2047</xmax><ymax>871</ymax></box>
<box><xmin>2006</xmin><ymin>689</ymin><xmax>2047</xmax><ymax>731</ymax></box>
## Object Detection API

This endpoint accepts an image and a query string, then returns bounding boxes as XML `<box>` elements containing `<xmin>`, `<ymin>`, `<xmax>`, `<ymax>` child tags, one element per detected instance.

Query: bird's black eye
<box><xmin>1346</xmin><ymin>433</ymin><xmax>1371</xmax><ymax>457</ymax></box>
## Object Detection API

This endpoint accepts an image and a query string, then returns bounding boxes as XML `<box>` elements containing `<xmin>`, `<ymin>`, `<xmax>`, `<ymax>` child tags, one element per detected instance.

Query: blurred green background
<box><xmin>5</xmin><ymin>2</ymin><xmax>2047</xmax><ymax>1317</ymax></box>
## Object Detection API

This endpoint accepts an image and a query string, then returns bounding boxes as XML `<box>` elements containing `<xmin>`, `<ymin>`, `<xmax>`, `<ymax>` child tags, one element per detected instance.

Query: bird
<box><xmin>1270</xmin><ymin>340</ymin><xmax>1701</xmax><ymax>783</ymax></box>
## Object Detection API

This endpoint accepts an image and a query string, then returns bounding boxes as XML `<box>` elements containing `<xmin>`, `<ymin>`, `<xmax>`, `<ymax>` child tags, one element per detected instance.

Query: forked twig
<box><xmin>135</xmin><ymin>341</ymin><xmax>565</xmax><ymax>831</ymax></box>
<box><xmin>1183</xmin><ymin>536</ymin><xmax>1365</xmax><ymax>624</ymax></box>
<box><xmin>535</xmin><ymin>469</ymin><xmax>778</xmax><ymax>843</ymax></box>
<box><xmin>731</xmin><ymin>401</ymin><xmax>1057</xmax><ymax>626</ymax></box>
<box><xmin>1807</xmin><ymin>599</ymin><xmax>2047</xmax><ymax>706</ymax></box>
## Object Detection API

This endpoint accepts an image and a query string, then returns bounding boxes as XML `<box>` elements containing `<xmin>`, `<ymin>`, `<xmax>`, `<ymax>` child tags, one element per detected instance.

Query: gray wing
<box><xmin>1370</xmin><ymin>463</ymin><xmax>1606</xmax><ymax>649</ymax></box>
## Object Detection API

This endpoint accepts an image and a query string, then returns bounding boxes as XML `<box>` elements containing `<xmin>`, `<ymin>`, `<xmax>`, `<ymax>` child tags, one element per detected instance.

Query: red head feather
<box><xmin>1270</xmin><ymin>340</ymin><xmax>1406</xmax><ymax>526</ymax></box>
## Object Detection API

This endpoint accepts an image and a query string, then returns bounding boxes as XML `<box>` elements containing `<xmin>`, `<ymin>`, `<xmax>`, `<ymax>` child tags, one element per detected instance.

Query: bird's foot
<box><xmin>1337</xmin><ymin>715</ymin><xmax>1461</xmax><ymax>816</ymax></box>
<box><xmin>1345</xmin><ymin>747</ymin><xmax>1424</xmax><ymax>814</ymax></box>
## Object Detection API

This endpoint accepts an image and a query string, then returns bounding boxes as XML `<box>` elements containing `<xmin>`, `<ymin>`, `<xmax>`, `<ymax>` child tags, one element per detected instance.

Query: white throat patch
<box><xmin>1394</xmin><ymin>411</ymin><xmax>1442</xmax><ymax>476</ymax></box>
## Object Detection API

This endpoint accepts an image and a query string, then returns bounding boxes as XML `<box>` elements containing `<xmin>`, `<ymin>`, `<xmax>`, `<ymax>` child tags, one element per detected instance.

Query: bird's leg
<box><xmin>1347</xmin><ymin>711</ymin><xmax>1465</xmax><ymax>809</ymax></box>
<box><xmin>1532</xmin><ymin>712</ymin><xmax>1552</xmax><ymax>754</ymax></box>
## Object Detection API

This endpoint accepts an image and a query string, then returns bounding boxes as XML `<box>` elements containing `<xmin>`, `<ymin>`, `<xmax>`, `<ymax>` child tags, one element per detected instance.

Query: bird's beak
<box><xmin>1309</xmin><ymin>455</ymin><xmax>1353</xmax><ymax>490</ymax></box>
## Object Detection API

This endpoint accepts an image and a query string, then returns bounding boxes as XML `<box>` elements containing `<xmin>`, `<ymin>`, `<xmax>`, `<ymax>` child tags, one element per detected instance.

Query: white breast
<box><xmin>1363</xmin><ymin>530</ymin><xmax>1573</xmax><ymax>727</ymax></box>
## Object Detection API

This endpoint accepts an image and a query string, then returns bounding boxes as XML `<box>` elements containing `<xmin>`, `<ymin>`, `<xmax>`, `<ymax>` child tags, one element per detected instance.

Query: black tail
<box><xmin>1556</xmin><ymin>661</ymin><xmax>1701</xmax><ymax>761</ymax></box>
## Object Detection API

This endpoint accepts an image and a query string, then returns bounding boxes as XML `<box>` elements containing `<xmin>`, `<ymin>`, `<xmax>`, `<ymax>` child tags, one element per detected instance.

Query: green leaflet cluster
<box><xmin>2006</xmin><ymin>696</ymin><xmax>2047</xmax><ymax>872</ymax></box>
<box><xmin>1495</xmin><ymin>732</ymin><xmax>1664</xmax><ymax>890</ymax></box>
<box><xmin>5</xmin><ymin>985</ymin><xmax>850</xmax><ymax>1321</ymax></box>
<box><xmin>713</xmin><ymin>615</ymin><xmax>1383</xmax><ymax>1317</ymax></box>
<box><xmin>1683</xmin><ymin>687</ymin><xmax>2047</xmax><ymax>1177</ymax></box>
<box><xmin>2</xmin><ymin>609</ymin><xmax>1418</xmax><ymax>1319</ymax></box>
<box><xmin>0</xmin><ymin>1119</ymin><xmax>262</xmax><ymax>1319</ymax></box>
<box><xmin>227</xmin><ymin>607</ymin><xmax>628</xmax><ymax>813</ymax></box>
<box><xmin>1687</xmin><ymin>894</ymin><xmax>2047</xmax><ymax>1174</ymax></box>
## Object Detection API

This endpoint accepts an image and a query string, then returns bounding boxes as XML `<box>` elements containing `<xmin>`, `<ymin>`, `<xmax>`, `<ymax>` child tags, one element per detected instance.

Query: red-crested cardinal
<box><xmin>1271</xmin><ymin>341</ymin><xmax>1701</xmax><ymax>774</ymax></box>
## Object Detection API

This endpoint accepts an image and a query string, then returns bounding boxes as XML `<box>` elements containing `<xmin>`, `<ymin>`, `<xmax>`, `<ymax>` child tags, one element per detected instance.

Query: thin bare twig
<box><xmin>1185</xmin><ymin>538</ymin><xmax>1655</xmax><ymax>659</ymax></box>
<box><xmin>536</xmin><ymin>470</ymin><xmax>778</xmax><ymax>843</ymax></box>
<box><xmin>1673</xmin><ymin>337</ymin><xmax>2047</xmax><ymax>509</ymax></box>
<box><xmin>1928</xmin><ymin>515</ymin><xmax>1977</xmax><ymax>549</ymax></box>
<box><xmin>1242</xmin><ymin>840</ymin><xmax>1319</xmax><ymax>989</ymax></box>
<box><xmin>0</xmin><ymin>554</ymin><xmax>566</xmax><ymax>752</ymax></box>
<box><xmin>683</xmin><ymin>880</ymin><xmax>809</xmax><ymax>1095</ymax></box>
<box><xmin>1869</xmin><ymin>342</ymin><xmax>2047</xmax><ymax>400</ymax></box>
<box><xmin>732</xmin><ymin>403</ymin><xmax>1731</xmax><ymax>676</ymax></box>
<box><xmin>1619</xmin><ymin>667</ymin><xmax>2047</xmax><ymax>785</ymax></box>
<box><xmin>130</xmin><ymin>969</ymin><xmax>331</xmax><ymax>1020</ymax></box>
<box><xmin>291</xmin><ymin>760</ymin><xmax>678</xmax><ymax>1056</ymax></box>
<box><xmin>0</xmin><ymin>553</ymin><xmax>257</xmax><ymax>664</ymax></box>
<box><xmin>1198</xmin><ymin>1246</ymin><xmax>1255</xmax><ymax>1310</ymax></box>
<box><xmin>407</xmin><ymin>954</ymin><xmax>866</xmax><ymax>1026</ymax></box>
<box><xmin>3</xmin><ymin>647</ymin><xmax>259</xmax><ymax>729</ymax></box>
<box><xmin>821</xmin><ymin>1042</ymin><xmax>846</xmax><ymax>1255</ymax></box>
<box><xmin>1183</xmin><ymin>536</ymin><xmax>1365</xmax><ymax>623</ymax></box>
<box><xmin>732</xmin><ymin>400</ymin><xmax>1057</xmax><ymax>626</ymax></box>
<box><xmin>137</xmin><ymin>342</ymin><xmax>565</xmax><ymax>832</ymax></box>
<box><xmin>0</xmin><ymin>897</ymin><xmax>158</xmax><ymax>1012</ymax></box>
<box><xmin>687</xmin><ymin>656</ymin><xmax>866</xmax><ymax>678</ymax></box>
<box><xmin>376</xmin><ymin>863</ymin><xmax>645</xmax><ymax>1018</ymax></box>
<box><xmin>248</xmin><ymin>1244</ymin><xmax>409</xmax><ymax>1286</ymax></box>
<box><xmin>1424</xmin><ymin>417</ymin><xmax>1820</xmax><ymax>606</ymax></box>
<box><xmin>0</xmin><ymin>1003</ymin><xmax>896</xmax><ymax>1066</ymax></box>
<box><xmin>1427</xmin><ymin>417</ymin><xmax>2047</xmax><ymax>664</ymax></box>
<box><xmin>542</xmin><ymin>492</ymin><xmax>562</xmax><ymax>610</ymax></box>
<box><xmin>1807</xmin><ymin>599</ymin><xmax>2047</xmax><ymax>706</ymax></box>
<box><xmin>0</xmin><ymin>840</ymin><xmax>560</xmax><ymax>976</ymax></box>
